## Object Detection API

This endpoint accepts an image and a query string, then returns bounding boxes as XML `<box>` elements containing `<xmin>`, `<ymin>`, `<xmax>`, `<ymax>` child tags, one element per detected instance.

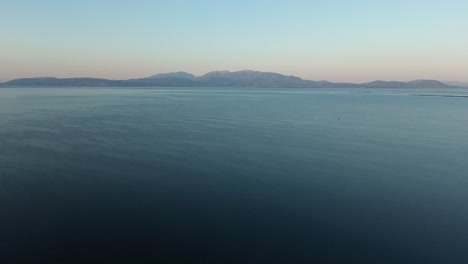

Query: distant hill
<box><xmin>362</xmin><ymin>80</ymin><xmax>408</xmax><ymax>88</ymax></box>
<box><xmin>3</xmin><ymin>77</ymin><xmax>119</xmax><ymax>86</ymax></box>
<box><xmin>361</xmin><ymin>80</ymin><xmax>451</xmax><ymax>88</ymax></box>
<box><xmin>195</xmin><ymin>70</ymin><xmax>333</xmax><ymax>88</ymax></box>
<box><xmin>127</xmin><ymin>71</ymin><xmax>197</xmax><ymax>86</ymax></box>
<box><xmin>0</xmin><ymin>70</ymin><xmax>462</xmax><ymax>88</ymax></box>
<box><xmin>442</xmin><ymin>81</ymin><xmax>468</xmax><ymax>88</ymax></box>
<box><xmin>147</xmin><ymin>72</ymin><xmax>196</xmax><ymax>80</ymax></box>
<box><xmin>406</xmin><ymin>80</ymin><xmax>451</xmax><ymax>88</ymax></box>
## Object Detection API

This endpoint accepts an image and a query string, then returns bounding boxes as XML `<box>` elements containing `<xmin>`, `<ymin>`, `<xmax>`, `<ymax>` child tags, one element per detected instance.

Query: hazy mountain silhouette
<box><xmin>147</xmin><ymin>72</ymin><xmax>196</xmax><ymax>80</ymax></box>
<box><xmin>361</xmin><ymin>80</ymin><xmax>450</xmax><ymax>88</ymax></box>
<box><xmin>3</xmin><ymin>77</ymin><xmax>119</xmax><ymax>86</ymax></box>
<box><xmin>442</xmin><ymin>81</ymin><xmax>468</xmax><ymax>88</ymax></box>
<box><xmin>0</xmin><ymin>70</ymin><xmax>458</xmax><ymax>88</ymax></box>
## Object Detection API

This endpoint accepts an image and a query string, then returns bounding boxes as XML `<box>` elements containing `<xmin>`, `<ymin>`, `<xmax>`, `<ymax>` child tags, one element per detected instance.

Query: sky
<box><xmin>1</xmin><ymin>0</ymin><xmax>467</xmax><ymax>82</ymax></box>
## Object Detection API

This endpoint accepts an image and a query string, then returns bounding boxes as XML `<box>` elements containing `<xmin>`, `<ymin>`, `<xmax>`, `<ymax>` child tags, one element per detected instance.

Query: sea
<box><xmin>1</xmin><ymin>87</ymin><xmax>468</xmax><ymax>263</ymax></box>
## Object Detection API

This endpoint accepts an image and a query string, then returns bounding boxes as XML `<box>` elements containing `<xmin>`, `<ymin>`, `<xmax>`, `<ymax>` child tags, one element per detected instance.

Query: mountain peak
<box><xmin>407</xmin><ymin>79</ymin><xmax>450</xmax><ymax>88</ymax></box>
<box><xmin>195</xmin><ymin>70</ymin><xmax>313</xmax><ymax>88</ymax></box>
<box><xmin>147</xmin><ymin>72</ymin><xmax>195</xmax><ymax>80</ymax></box>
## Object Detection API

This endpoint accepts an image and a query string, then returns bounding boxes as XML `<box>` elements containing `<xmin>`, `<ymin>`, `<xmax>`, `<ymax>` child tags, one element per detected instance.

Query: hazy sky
<box><xmin>1</xmin><ymin>0</ymin><xmax>467</xmax><ymax>82</ymax></box>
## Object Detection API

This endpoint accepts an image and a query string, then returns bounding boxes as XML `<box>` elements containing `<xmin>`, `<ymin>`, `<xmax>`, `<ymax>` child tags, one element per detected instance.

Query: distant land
<box><xmin>0</xmin><ymin>70</ymin><xmax>461</xmax><ymax>88</ymax></box>
<box><xmin>442</xmin><ymin>81</ymin><xmax>468</xmax><ymax>88</ymax></box>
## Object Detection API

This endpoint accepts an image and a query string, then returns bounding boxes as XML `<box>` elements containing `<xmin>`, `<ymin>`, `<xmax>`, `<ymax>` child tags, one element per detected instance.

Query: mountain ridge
<box><xmin>0</xmin><ymin>70</ymin><xmax>459</xmax><ymax>88</ymax></box>
<box><xmin>442</xmin><ymin>81</ymin><xmax>468</xmax><ymax>88</ymax></box>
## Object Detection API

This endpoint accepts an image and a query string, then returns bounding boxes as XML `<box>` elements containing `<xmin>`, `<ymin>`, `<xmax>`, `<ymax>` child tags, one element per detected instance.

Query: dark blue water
<box><xmin>1</xmin><ymin>87</ymin><xmax>468</xmax><ymax>263</ymax></box>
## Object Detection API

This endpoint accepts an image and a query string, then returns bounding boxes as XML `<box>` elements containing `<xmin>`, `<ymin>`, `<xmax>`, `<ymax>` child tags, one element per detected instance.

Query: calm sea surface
<box><xmin>1</xmin><ymin>87</ymin><xmax>468</xmax><ymax>263</ymax></box>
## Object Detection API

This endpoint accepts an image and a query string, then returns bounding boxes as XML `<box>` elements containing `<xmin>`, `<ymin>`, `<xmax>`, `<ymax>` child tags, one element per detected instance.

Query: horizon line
<box><xmin>1</xmin><ymin>69</ymin><xmax>466</xmax><ymax>84</ymax></box>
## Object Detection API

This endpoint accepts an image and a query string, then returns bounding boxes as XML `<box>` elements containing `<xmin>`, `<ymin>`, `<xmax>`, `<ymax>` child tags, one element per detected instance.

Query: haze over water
<box><xmin>1</xmin><ymin>87</ymin><xmax>468</xmax><ymax>263</ymax></box>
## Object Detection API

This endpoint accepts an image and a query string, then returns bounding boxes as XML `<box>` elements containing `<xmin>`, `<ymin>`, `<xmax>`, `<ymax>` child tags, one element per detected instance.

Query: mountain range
<box><xmin>0</xmin><ymin>70</ymin><xmax>460</xmax><ymax>88</ymax></box>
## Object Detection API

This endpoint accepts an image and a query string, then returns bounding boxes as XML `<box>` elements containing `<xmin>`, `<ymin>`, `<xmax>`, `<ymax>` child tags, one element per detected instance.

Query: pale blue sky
<box><xmin>1</xmin><ymin>0</ymin><xmax>467</xmax><ymax>82</ymax></box>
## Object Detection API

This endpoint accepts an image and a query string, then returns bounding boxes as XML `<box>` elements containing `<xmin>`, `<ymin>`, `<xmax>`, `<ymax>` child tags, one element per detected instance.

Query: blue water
<box><xmin>1</xmin><ymin>87</ymin><xmax>468</xmax><ymax>263</ymax></box>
